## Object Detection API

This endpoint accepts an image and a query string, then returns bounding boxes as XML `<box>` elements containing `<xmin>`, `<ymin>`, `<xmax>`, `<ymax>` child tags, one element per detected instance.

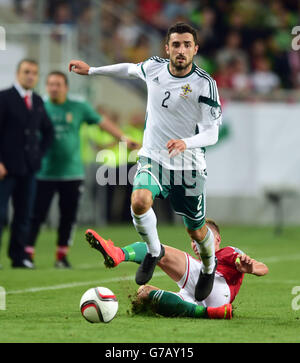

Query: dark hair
<box><xmin>206</xmin><ymin>218</ymin><xmax>220</xmax><ymax>235</ymax></box>
<box><xmin>166</xmin><ymin>22</ymin><xmax>198</xmax><ymax>45</ymax></box>
<box><xmin>47</xmin><ymin>71</ymin><xmax>69</xmax><ymax>86</ymax></box>
<box><xmin>17</xmin><ymin>58</ymin><xmax>38</xmax><ymax>71</ymax></box>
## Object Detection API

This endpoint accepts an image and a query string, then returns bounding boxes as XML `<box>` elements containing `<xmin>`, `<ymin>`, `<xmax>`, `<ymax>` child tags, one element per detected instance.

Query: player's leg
<box><xmin>157</xmin><ymin>245</ymin><xmax>187</xmax><ymax>282</ymax></box>
<box><xmin>136</xmin><ymin>285</ymin><xmax>232</xmax><ymax>319</ymax></box>
<box><xmin>85</xmin><ymin>228</ymin><xmax>136</xmax><ymax>268</ymax></box>
<box><xmin>131</xmin><ymin>158</ymin><xmax>168</xmax><ymax>285</ymax></box>
<box><xmin>85</xmin><ymin>230</ymin><xmax>187</xmax><ymax>283</ymax></box>
<box><xmin>187</xmin><ymin>222</ymin><xmax>217</xmax><ymax>301</ymax></box>
<box><xmin>131</xmin><ymin>188</ymin><xmax>160</xmax><ymax>255</ymax></box>
<box><xmin>25</xmin><ymin>180</ymin><xmax>56</xmax><ymax>262</ymax></box>
<box><xmin>203</xmin><ymin>274</ymin><xmax>231</xmax><ymax>307</ymax></box>
<box><xmin>56</xmin><ymin>180</ymin><xmax>83</xmax><ymax>268</ymax></box>
<box><xmin>170</xmin><ymin>170</ymin><xmax>216</xmax><ymax>301</ymax></box>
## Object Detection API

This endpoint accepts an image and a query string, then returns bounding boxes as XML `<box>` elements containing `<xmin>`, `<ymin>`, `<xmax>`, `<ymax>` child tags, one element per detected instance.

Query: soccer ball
<box><xmin>80</xmin><ymin>287</ymin><xmax>118</xmax><ymax>323</ymax></box>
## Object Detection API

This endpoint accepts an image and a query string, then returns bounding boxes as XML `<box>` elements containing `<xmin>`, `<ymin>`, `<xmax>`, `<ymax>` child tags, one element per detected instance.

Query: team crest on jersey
<box><xmin>180</xmin><ymin>84</ymin><xmax>192</xmax><ymax>99</ymax></box>
<box><xmin>66</xmin><ymin>112</ymin><xmax>73</xmax><ymax>123</ymax></box>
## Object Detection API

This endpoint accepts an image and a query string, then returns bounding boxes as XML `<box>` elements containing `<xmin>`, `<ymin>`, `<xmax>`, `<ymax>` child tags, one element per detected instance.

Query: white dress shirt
<box><xmin>14</xmin><ymin>81</ymin><xmax>33</xmax><ymax>108</ymax></box>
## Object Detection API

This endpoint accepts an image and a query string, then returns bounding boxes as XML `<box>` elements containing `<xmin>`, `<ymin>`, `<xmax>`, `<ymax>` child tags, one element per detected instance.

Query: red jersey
<box><xmin>216</xmin><ymin>246</ymin><xmax>245</xmax><ymax>303</ymax></box>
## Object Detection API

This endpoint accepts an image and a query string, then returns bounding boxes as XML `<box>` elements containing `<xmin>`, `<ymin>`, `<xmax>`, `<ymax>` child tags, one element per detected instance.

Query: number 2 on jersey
<box><xmin>162</xmin><ymin>91</ymin><xmax>171</xmax><ymax>108</ymax></box>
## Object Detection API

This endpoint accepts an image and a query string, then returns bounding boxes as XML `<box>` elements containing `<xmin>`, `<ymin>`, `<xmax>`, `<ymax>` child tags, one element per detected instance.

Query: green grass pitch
<box><xmin>0</xmin><ymin>224</ymin><xmax>299</xmax><ymax>343</ymax></box>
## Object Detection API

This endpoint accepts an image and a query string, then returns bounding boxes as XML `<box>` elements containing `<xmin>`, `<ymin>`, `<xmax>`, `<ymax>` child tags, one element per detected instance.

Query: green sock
<box><xmin>121</xmin><ymin>242</ymin><xmax>148</xmax><ymax>264</ymax></box>
<box><xmin>148</xmin><ymin>290</ymin><xmax>207</xmax><ymax>319</ymax></box>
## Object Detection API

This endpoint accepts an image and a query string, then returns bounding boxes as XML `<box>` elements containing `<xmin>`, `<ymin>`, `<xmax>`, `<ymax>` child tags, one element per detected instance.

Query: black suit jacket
<box><xmin>0</xmin><ymin>86</ymin><xmax>54</xmax><ymax>176</ymax></box>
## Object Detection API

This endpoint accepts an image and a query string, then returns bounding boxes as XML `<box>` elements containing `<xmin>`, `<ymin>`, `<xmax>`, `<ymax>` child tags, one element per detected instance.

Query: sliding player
<box><xmin>85</xmin><ymin>219</ymin><xmax>268</xmax><ymax>320</ymax></box>
<box><xmin>69</xmin><ymin>23</ymin><xmax>222</xmax><ymax>300</ymax></box>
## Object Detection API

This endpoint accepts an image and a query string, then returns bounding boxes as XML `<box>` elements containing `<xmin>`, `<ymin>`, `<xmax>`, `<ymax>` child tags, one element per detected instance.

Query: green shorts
<box><xmin>132</xmin><ymin>156</ymin><xmax>207</xmax><ymax>231</ymax></box>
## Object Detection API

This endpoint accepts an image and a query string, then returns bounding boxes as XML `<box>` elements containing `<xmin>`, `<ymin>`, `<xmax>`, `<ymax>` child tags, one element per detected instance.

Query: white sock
<box><xmin>131</xmin><ymin>207</ymin><xmax>161</xmax><ymax>257</ymax></box>
<box><xmin>194</xmin><ymin>227</ymin><xmax>215</xmax><ymax>274</ymax></box>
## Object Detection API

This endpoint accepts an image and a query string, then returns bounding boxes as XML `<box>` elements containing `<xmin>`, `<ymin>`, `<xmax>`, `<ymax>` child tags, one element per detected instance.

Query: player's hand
<box><xmin>166</xmin><ymin>139</ymin><xmax>187</xmax><ymax>158</ymax></box>
<box><xmin>0</xmin><ymin>163</ymin><xmax>8</xmax><ymax>180</ymax></box>
<box><xmin>120</xmin><ymin>136</ymin><xmax>141</xmax><ymax>150</ymax></box>
<box><xmin>191</xmin><ymin>241</ymin><xmax>201</xmax><ymax>260</ymax></box>
<box><xmin>68</xmin><ymin>60</ymin><xmax>90</xmax><ymax>75</ymax></box>
<box><xmin>125</xmin><ymin>139</ymin><xmax>141</xmax><ymax>151</ymax></box>
<box><xmin>235</xmin><ymin>254</ymin><xmax>254</xmax><ymax>273</ymax></box>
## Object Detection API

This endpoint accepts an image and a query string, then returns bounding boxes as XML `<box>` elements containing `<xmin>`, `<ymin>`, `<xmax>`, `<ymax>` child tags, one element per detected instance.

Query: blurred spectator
<box><xmin>288</xmin><ymin>47</ymin><xmax>300</xmax><ymax>89</ymax></box>
<box><xmin>230</xmin><ymin>58</ymin><xmax>252</xmax><ymax>94</ymax></box>
<box><xmin>77</xmin><ymin>6</ymin><xmax>93</xmax><ymax>54</ymax></box>
<box><xmin>7</xmin><ymin>0</ymin><xmax>300</xmax><ymax>94</ymax></box>
<box><xmin>14</xmin><ymin>0</ymin><xmax>25</xmax><ymax>15</ymax></box>
<box><xmin>48</xmin><ymin>1</ymin><xmax>75</xmax><ymax>43</ymax></box>
<box><xmin>250</xmin><ymin>56</ymin><xmax>280</xmax><ymax>94</ymax></box>
<box><xmin>162</xmin><ymin>0</ymin><xmax>189</xmax><ymax>24</ymax></box>
<box><xmin>216</xmin><ymin>31</ymin><xmax>249</xmax><ymax>70</ymax></box>
<box><xmin>250</xmin><ymin>39</ymin><xmax>268</xmax><ymax>60</ymax></box>
<box><xmin>116</xmin><ymin>12</ymin><xmax>142</xmax><ymax>48</ymax></box>
<box><xmin>126</xmin><ymin>33</ymin><xmax>152</xmax><ymax>64</ymax></box>
<box><xmin>137</xmin><ymin>0</ymin><xmax>163</xmax><ymax>25</ymax></box>
<box><xmin>267</xmin><ymin>33</ymin><xmax>292</xmax><ymax>89</ymax></box>
<box><xmin>137</xmin><ymin>0</ymin><xmax>167</xmax><ymax>33</ymax></box>
<box><xmin>50</xmin><ymin>2</ymin><xmax>73</xmax><ymax>25</ymax></box>
<box><xmin>197</xmin><ymin>7</ymin><xmax>220</xmax><ymax>57</ymax></box>
<box><xmin>214</xmin><ymin>63</ymin><xmax>234</xmax><ymax>90</ymax></box>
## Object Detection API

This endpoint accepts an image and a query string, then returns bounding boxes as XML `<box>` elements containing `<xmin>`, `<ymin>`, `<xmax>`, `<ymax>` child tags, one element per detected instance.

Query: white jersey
<box><xmin>128</xmin><ymin>57</ymin><xmax>222</xmax><ymax>170</ymax></box>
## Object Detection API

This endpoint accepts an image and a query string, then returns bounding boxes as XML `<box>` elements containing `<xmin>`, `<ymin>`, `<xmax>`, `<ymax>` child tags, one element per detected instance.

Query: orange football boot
<box><xmin>85</xmin><ymin>229</ymin><xmax>125</xmax><ymax>268</ymax></box>
<box><xmin>206</xmin><ymin>303</ymin><xmax>233</xmax><ymax>320</ymax></box>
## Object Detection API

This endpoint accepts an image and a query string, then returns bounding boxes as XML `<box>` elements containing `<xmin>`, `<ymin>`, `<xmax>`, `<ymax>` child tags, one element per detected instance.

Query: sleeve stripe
<box><xmin>141</xmin><ymin>62</ymin><xmax>146</xmax><ymax>78</ymax></box>
<box><xmin>195</xmin><ymin>69</ymin><xmax>216</xmax><ymax>101</ymax></box>
<box><xmin>194</xmin><ymin>67</ymin><xmax>218</xmax><ymax>102</ymax></box>
<box><xmin>149</xmin><ymin>56</ymin><xmax>169</xmax><ymax>63</ymax></box>
<box><xmin>198</xmin><ymin>95</ymin><xmax>220</xmax><ymax>108</ymax></box>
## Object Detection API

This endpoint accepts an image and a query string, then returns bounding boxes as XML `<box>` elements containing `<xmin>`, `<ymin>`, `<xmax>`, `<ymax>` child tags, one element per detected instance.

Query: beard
<box><xmin>170</xmin><ymin>56</ymin><xmax>193</xmax><ymax>71</ymax></box>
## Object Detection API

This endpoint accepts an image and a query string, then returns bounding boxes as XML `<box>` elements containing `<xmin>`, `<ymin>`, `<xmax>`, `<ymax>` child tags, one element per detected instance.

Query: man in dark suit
<box><xmin>0</xmin><ymin>59</ymin><xmax>54</xmax><ymax>268</ymax></box>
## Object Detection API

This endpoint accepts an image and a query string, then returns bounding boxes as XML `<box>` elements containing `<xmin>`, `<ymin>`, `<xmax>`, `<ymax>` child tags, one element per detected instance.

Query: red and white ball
<box><xmin>80</xmin><ymin>287</ymin><xmax>118</xmax><ymax>323</ymax></box>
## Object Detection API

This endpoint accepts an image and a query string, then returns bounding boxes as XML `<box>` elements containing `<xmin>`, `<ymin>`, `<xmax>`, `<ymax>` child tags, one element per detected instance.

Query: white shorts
<box><xmin>175</xmin><ymin>253</ymin><xmax>231</xmax><ymax>307</ymax></box>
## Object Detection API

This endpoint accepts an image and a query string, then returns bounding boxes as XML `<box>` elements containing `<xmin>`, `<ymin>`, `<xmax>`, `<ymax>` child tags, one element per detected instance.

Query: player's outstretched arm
<box><xmin>235</xmin><ymin>254</ymin><xmax>269</xmax><ymax>276</ymax></box>
<box><xmin>69</xmin><ymin>59</ymin><xmax>142</xmax><ymax>79</ymax></box>
<box><xmin>69</xmin><ymin>59</ymin><xmax>90</xmax><ymax>75</ymax></box>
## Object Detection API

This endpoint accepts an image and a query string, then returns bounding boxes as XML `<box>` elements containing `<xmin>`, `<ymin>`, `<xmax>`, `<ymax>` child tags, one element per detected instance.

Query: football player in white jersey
<box><xmin>69</xmin><ymin>23</ymin><xmax>222</xmax><ymax>301</ymax></box>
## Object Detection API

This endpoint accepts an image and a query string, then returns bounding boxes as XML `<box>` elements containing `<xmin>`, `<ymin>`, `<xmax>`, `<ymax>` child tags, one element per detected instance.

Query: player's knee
<box><xmin>187</xmin><ymin>224</ymin><xmax>207</xmax><ymax>241</ymax></box>
<box><xmin>157</xmin><ymin>247</ymin><xmax>169</xmax><ymax>267</ymax></box>
<box><xmin>131</xmin><ymin>190</ymin><xmax>153</xmax><ymax>215</ymax></box>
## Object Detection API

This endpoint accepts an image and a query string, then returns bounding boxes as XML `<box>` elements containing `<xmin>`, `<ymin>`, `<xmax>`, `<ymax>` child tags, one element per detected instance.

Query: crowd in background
<box><xmin>7</xmin><ymin>0</ymin><xmax>300</xmax><ymax>96</ymax></box>
<box><xmin>0</xmin><ymin>0</ymin><xmax>299</xmax><ymax>240</ymax></box>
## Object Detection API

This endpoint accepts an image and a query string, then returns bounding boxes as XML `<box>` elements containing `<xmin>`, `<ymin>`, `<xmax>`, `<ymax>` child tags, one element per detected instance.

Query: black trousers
<box><xmin>0</xmin><ymin>174</ymin><xmax>36</xmax><ymax>263</ymax></box>
<box><xmin>27</xmin><ymin>180</ymin><xmax>83</xmax><ymax>248</ymax></box>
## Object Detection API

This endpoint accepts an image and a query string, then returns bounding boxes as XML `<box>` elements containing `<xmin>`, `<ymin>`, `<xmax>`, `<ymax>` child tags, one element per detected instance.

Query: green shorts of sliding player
<box><xmin>132</xmin><ymin>156</ymin><xmax>207</xmax><ymax>231</ymax></box>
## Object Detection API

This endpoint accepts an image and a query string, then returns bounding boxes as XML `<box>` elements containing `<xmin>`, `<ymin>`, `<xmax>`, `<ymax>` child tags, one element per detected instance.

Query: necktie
<box><xmin>24</xmin><ymin>94</ymin><xmax>32</xmax><ymax>110</ymax></box>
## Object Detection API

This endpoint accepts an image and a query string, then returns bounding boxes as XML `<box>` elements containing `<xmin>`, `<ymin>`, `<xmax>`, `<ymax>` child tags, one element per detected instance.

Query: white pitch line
<box><xmin>255</xmin><ymin>254</ymin><xmax>300</xmax><ymax>263</ymax></box>
<box><xmin>5</xmin><ymin>254</ymin><xmax>300</xmax><ymax>295</ymax></box>
<box><xmin>6</xmin><ymin>271</ymin><xmax>166</xmax><ymax>295</ymax></box>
